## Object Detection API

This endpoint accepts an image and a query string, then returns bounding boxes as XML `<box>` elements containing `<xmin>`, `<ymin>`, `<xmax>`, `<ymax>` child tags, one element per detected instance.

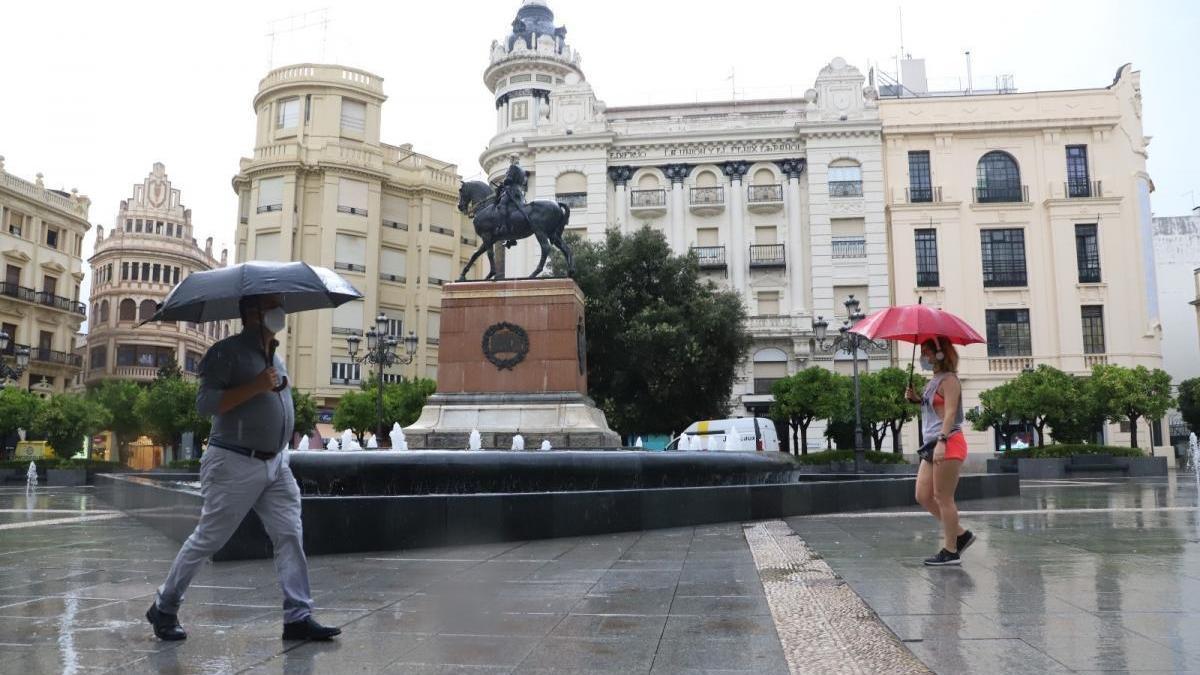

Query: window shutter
<box><xmin>335</xmin><ymin>234</ymin><xmax>367</xmax><ymax>267</ymax></box>
<box><xmin>427</xmin><ymin>312</ymin><xmax>441</xmax><ymax>338</ymax></box>
<box><xmin>341</xmin><ymin>99</ymin><xmax>366</xmax><ymax>133</ymax></box>
<box><xmin>381</xmin><ymin>195</ymin><xmax>407</xmax><ymax>226</ymax></box>
<box><xmin>255</xmin><ymin>232</ymin><xmax>281</xmax><ymax>260</ymax></box>
<box><xmin>755</xmin><ymin>226</ymin><xmax>778</xmax><ymax>245</ymax></box>
<box><xmin>257</xmin><ymin>177</ymin><xmax>283</xmax><ymax>210</ymax></box>
<box><xmin>338</xmin><ymin>179</ymin><xmax>369</xmax><ymax>215</ymax></box>
<box><xmin>429</xmin><ymin>253</ymin><xmax>452</xmax><ymax>281</ymax></box>
<box><xmin>333</xmin><ymin>301</ymin><xmax>364</xmax><ymax>331</ymax></box>
<box><xmin>380</xmin><ymin>248</ymin><xmax>407</xmax><ymax>278</ymax></box>
<box><xmin>697</xmin><ymin>228</ymin><xmax>718</xmax><ymax>247</ymax></box>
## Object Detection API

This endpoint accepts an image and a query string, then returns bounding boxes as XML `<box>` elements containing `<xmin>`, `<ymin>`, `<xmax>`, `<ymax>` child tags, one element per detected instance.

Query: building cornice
<box><xmin>881</xmin><ymin>116</ymin><xmax>1120</xmax><ymax>136</ymax></box>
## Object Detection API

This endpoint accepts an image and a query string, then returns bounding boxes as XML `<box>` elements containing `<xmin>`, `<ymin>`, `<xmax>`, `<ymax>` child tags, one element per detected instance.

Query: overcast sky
<box><xmin>3</xmin><ymin>0</ymin><xmax>1197</xmax><ymax>302</ymax></box>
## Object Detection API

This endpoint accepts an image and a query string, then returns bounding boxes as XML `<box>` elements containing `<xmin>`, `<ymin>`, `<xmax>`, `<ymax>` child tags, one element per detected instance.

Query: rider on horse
<box><xmin>495</xmin><ymin>156</ymin><xmax>529</xmax><ymax>247</ymax></box>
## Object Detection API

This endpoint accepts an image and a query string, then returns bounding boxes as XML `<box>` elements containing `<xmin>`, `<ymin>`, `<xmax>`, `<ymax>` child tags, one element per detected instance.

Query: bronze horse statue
<box><xmin>456</xmin><ymin>181</ymin><xmax>576</xmax><ymax>281</ymax></box>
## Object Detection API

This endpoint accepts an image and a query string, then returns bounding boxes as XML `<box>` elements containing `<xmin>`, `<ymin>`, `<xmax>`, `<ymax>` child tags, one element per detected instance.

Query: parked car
<box><xmin>666</xmin><ymin>417</ymin><xmax>780</xmax><ymax>452</ymax></box>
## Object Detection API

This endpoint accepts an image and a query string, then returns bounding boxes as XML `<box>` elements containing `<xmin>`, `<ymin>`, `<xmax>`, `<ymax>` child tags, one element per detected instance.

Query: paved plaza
<box><xmin>0</xmin><ymin>475</ymin><xmax>1197</xmax><ymax>673</ymax></box>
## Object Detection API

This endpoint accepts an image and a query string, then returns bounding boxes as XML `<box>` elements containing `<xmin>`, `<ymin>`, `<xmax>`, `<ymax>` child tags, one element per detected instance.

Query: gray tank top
<box><xmin>922</xmin><ymin>372</ymin><xmax>963</xmax><ymax>439</ymax></box>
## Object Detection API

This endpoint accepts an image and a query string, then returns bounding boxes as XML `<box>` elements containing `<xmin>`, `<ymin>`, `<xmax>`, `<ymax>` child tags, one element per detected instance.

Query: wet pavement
<box><xmin>3</xmin><ymin>476</ymin><xmax>1198</xmax><ymax>673</ymax></box>
<box><xmin>787</xmin><ymin>476</ymin><xmax>1200</xmax><ymax>674</ymax></box>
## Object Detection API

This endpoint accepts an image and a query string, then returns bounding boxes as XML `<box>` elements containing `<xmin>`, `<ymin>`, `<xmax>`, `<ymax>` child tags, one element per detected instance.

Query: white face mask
<box><xmin>919</xmin><ymin>355</ymin><xmax>933</xmax><ymax>371</ymax></box>
<box><xmin>261</xmin><ymin>306</ymin><xmax>287</xmax><ymax>334</ymax></box>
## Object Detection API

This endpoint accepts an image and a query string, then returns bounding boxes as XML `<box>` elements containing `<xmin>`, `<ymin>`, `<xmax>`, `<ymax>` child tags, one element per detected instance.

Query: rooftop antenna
<box><xmin>964</xmin><ymin>50</ymin><xmax>974</xmax><ymax>93</ymax></box>
<box><xmin>727</xmin><ymin>67</ymin><xmax>736</xmax><ymax>101</ymax></box>
<box><xmin>898</xmin><ymin>5</ymin><xmax>904</xmax><ymax>85</ymax></box>
<box><xmin>266</xmin><ymin>9</ymin><xmax>331</xmax><ymax>70</ymax></box>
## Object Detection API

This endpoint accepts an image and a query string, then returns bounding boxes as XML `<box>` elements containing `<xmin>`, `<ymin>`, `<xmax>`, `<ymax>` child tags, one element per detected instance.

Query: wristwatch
<box><xmin>937</xmin><ymin>433</ymin><xmax>947</xmax><ymax>442</ymax></box>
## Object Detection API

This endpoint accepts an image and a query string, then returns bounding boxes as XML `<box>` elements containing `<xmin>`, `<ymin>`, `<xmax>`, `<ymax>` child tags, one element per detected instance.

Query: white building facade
<box><xmin>481</xmin><ymin>2</ymin><xmax>890</xmax><ymax>448</ymax></box>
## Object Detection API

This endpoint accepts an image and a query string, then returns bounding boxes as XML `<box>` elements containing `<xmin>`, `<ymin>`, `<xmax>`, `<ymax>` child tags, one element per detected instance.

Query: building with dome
<box><xmin>483</xmin><ymin>1</ymin><xmax>890</xmax><ymax>450</ymax></box>
<box><xmin>84</xmin><ymin>163</ymin><xmax>230</xmax><ymax>387</ymax></box>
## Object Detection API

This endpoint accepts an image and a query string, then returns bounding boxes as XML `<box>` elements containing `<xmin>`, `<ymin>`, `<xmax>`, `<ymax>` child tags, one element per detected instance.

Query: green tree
<box><xmin>1007</xmin><ymin>365</ymin><xmax>1079</xmax><ymax>448</ymax></box>
<box><xmin>1178</xmin><ymin>377</ymin><xmax>1200</xmax><ymax>435</ymax></box>
<box><xmin>384</xmin><ymin>376</ymin><xmax>436</xmax><ymax>427</ymax></box>
<box><xmin>33</xmin><ymin>394</ymin><xmax>111</xmax><ymax>460</ymax></box>
<box><xmin>292</xmin><ymin>389</ymin><xmax>318</xmax><ymax>439</ymax></box>
<box><xmin>135</xmin><ymin>377</ymin><xmax>210</xmax><ymax>454</ymax></box>
<box><xmin>769</xmin><ymin>367</ymin><xmax>848</xmax><ymax>455</ymax></box>
<box><xmin>333</xmin><ymin>375</ymin><xmax>437</xmax><ymax>444</ymax></box>
<box><xmin>0</xmin><ymin>387</ymin><xmax>45</xmax><ymax>453</ymax></box>
<box><xmin>1089</xmin><ymin>364</ymin><xmax>1174</xmax><ymax>449</ymax></box>
<box><xmin>878</xmin><ymin>367</ymin><xmax>926</xmax><ymax>453</ymax></box>
<box><xmin>332</xmin><ymin>387</ymin><xmax>375</xmax><ymax>444</ymax></box>
<box><xmin>550</xmin><ymin>227</ymin><xmax>752</xmax><ymax>436</ymax></box>
<box><xmin>156</xmin><ymin>355</ymin><xmax>183</xmax><ymax>381</ymax></box>
<box><xmin>967</xmin><ymin>380</ymin><xmax>1021</xmax><ymax>449</ymax></box>
<box><xmin>1046</xmin><ymin>375</ymin><xmax>1106</xmax><ymax>445</ymax></box>
<box><xmin>87</xmin><ymin>380</ymin><xmax>145</xmax><ymax>463</ymax></box>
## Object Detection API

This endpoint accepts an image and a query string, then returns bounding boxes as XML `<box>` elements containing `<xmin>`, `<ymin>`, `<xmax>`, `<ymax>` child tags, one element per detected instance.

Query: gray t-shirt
<box><xmin>196</xmin><ymin>329</ymin><xmax>294</xmax><ymax>455</ymax></box>
<box><xmin>921</xmin><ymin>371</ymin><xmax>963</xmax><ymax>440</ymax></box>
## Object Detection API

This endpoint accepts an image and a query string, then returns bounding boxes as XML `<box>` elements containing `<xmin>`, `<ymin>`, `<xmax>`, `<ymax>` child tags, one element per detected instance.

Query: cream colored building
<box><xmin>85</xmin><ymin>163</ymin><xmax>229</xmax><ymax>386</ymax></box>
<box><xmin>234</xmin><ymin>64</ymin><xmax>479</xmax><ymax>413</ymax></box>
<box><xmin>882</xmin><ymin>62</ymin><xmax>1167</xmax><ymax>452</ymax></box>
<box><xmin>482</xmin><ymin>2</ymin><xmax>891</xmax><ymax>448</ymax></box>
<box><xmin>0</xmin><ymin>156</ymin><xmax>89</xmax><ymax>394</ymax></box>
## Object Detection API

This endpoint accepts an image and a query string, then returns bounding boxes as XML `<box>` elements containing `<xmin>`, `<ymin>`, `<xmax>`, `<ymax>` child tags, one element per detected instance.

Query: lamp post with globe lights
<box><xmin>346</xmin><ymin>313</ymin><xmax>419</xmax><ymax>444</ymax></box>
<box><xmin>812</xmin><ymin>295</ymin><xmax>889</xmax><ymax>473</ymax></box>
<box><xmin>0</xmin><ymin>331</ymin><xmax>30</xmax><ymax>384</ymax></box>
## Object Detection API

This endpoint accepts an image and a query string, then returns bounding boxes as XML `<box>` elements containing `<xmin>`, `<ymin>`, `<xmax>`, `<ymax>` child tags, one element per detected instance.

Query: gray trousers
<box><xmin>157</xmin><ymin>446</ymin><xmax>313</xmax><ymax>623</ymax></box>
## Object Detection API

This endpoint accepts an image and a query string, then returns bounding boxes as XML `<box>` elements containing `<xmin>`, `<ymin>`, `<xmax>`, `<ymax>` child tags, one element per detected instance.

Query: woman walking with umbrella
<box><xmin>851</xmin><ymin>301</ymin><xmax>984</xmax><ymax>566</ymax></box>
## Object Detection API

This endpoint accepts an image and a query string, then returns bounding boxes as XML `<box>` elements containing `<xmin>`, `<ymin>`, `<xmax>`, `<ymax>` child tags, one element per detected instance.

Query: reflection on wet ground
<box><xmin>788</xmin><ymin>476</ymin><xmax>1200</xmax><ymax>674</ymax></box>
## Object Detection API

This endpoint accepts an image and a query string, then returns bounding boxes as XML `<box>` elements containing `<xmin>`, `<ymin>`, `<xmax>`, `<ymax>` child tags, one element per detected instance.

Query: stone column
<box><xmin>723</xmin><ymin>161</ymin><xmax>750</xmax><ymax>295</ymax></box>
<box><xmin>662</xmin><ymin>164</ymin><xmax>692</xmax><ymax>253</ymax></box>
<box><xmin>778</xmin><ymin>158</ymin><xmax>807</xmax><ymax>315</ymax></box>
<box><xmin>607</xmin><ymin>166</ymin><xmax>632</xmax><ymax>233</ymax></box>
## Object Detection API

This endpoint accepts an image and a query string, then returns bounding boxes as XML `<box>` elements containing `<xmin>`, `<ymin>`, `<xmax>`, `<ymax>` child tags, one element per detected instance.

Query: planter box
<box><xmin>1122</xmin><ymin>457</ymin><xmax>1167</xmax><ymax>476</ymax></box>
<box><xmin>985</xmin><ymin>455</ymin><xmax>1168</xmax><ymax>479</ymax></box>
<box><xmin>47</xmin><ymin>469</ymin><xmax>87</xmax><ymax>486</ymax></box>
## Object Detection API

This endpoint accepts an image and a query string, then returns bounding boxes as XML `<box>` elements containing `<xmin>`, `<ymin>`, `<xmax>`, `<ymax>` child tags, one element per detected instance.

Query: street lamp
<box><xmin>346</xmin><ymin>313</ymin><xmax>419</xmax><ymax>444</ymax></box>
<box><xmin>812</xmin><ymin>295</ymin><xmax>889</xmax><ymax>473</ymax></box>
<box><xmin>0</xmin><ymin>331</ymin><xmax>30</xmax><ymax>383</ymax></box>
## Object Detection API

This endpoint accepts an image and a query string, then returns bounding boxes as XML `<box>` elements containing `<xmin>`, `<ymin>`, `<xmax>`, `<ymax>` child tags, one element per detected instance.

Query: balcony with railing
<box><xmin>973</xmin><ymin>185</ymin><xmax>1029</xmax><ymax>204</ymax></box>
<box><xmin>749</xmin><ymin>244</ymin><xmax>785</xmax><ymax>269</ymax></box>
<box><xmin>988</xmin><ymin>356</ymin><xmax>1034</xmax><ymax>373</ymax></box>
<box><xmin>1</xmin><ymin>282</ymin><xmax>85</xmax><ymax>315</ymax></box>
<box><xmin>831</xmin><ymin>237</ymin><xmax>866</xmax><ymax>259</ymax></box>
<box><xmin>905</xmin><ymin>186</ymin><xmax>942</xmax><ymax>203</ymax></box>
<box><xmin>334</xmin><ymin>262</ymin><xmax>367</xmax><ymax>273</ymax></box>
<box><xmin>829</xmin><ymin>181</ymin><xmax>863</xmax><ymax>198</ymax></box>
<box><xmin>747</xmin><ymin>314</ymin><xmax>805</xmax><ymax>336</ymax></box>
<box><xmin>1065</xmin><ymin>180</ymin><xmax>1103</xmax><ymax>199</ymax></box>
<box><xmin>556</xmin><ymin>192</ymin><xmax>587</xmax><ymax>209</ymax></box>
<box><xmin>690</xmin><ymin>246</ymin><xmax>727</xmax><ymax>270</ymax></box>
<box><xmin>30</xmin><ymin>346</ymin><xmax>83</xmax><ymax>368</ymax></box>
<box><xmin>629</xmin><ymin>189</ymin><xmax>667</xmax><ymax>217</ymax></box>
<box><xmin>747</xmin><ymin>184</ymin><xmax>783</xmax><ymax>213</ymax></box>
<box><xmin>689</xmin><ymin>187</ymin><xmax>725</xmax><ymax>215</ymax></box>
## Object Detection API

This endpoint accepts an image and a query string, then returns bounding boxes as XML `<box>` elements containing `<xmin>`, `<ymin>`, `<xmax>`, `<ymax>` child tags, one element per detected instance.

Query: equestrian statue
<box><xmin>456</xmin><ymin>157</ymin><xmax>575</xmax><ymax>281</ymax></box>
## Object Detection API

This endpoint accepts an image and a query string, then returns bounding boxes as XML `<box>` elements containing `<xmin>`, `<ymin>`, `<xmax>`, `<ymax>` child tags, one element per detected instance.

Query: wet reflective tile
<box><xmin>515</xmin><ymin>636</ymin><xmax>659</xmax><ymax>672</ymax></box>
<box><xmin>390</xmin><ymin>634</ymin><xmax>540</xmax><ymax>668</ymax></box>
<box><xmin>548</xmin><ymin>613</ymin><xmax>667</xmax><ymax>640</ymax></box>
<box><xmin>649</xmin><ymin>635</ymin><xmax>788</xmax><ymax>673</ymax></box>
<box><xmin>904</xmin><ymin>637</ymin><xmax>1070</xmax><ymax>674</ymax></box>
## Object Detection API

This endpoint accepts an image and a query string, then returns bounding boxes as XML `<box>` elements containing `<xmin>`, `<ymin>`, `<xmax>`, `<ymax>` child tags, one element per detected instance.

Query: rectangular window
<box><xmin>334</xmin><ymin>233</ymin><xmax>367</xmax><ymax>272</ymax></box>
<box><xmin>980</xmin><ymin>228</ymin><xmax>1027</xmax><ymax>287</ymax></box>
<box><xmin>510</xmin><ymin>100</ymin><xmax>529</xmax><ymax>122</ymax></box>
<box><xmin>1</xmin><ymin>323</ymin><xmax>17</xmax><ymax>346</ymax></box>
<box><xmin>985</xmin><ymin>308</ymin><xmax>1032</xmax><ymax>357</ymax></box>
<box><xmin>45</xmin><ymin>226</ymin><xmax>59</xmax><ymax>249</ymax></box>
<box><xmin>381</xmin><ymin>195</ymin><xmax>407</xmax><ymax>229</ymax></box>
<box><xmin>333</xmin><ymin>300</ymin><xmax>364</xmax><ymax>335</ymax></box>
<box><xmin>90</xmin><ymin>346</ymin><xmax>107</xmax><ymax>369</ymax></box>
<box><xmin>277</xmin><ymin>97</ymin><xmax>300</xmax><ymax>129</ymax></box>
<box><xmin>121</xmin><ymin>262</ymin><xmax>130</xmax><ymax>280</ymax></box>
<box><xmin>136</xmin><ymin>219</ymin><xmax>143</xmax><ymax>232</ymax></box>
<box><xmin>152</xmin><ymin>264</ymin><xmax>161</xmax><ymax>283</ymax></box>
<box><xmin>185</xmin><ymin>350</ymin><xmax>204</xmax><ymax>373</ymax></box>
<box><xmin>165</xmin><ymin>223</ymin><xmax>173</xmax><ymax>237</ymax></box>
<box><xmin>257</xmin><ymin>177</ymin><xmax>284</xmax><ymax>213</ymax></box>
<box><xmin>117</xmin><ymin>345</ymin><xmax>136</xmax><ymax>366</ymax></box>
<box><xmin>429</xmin><ymin>252</ymin><xmax>453</xmax><ymax>284</ymax></box>
<box><xmin>757</xmin><ymin>291</ymin><xmax>780</xmax><ymax>316</ymax></box>
<box><xmin>427</xmin><ymin>312</ymin><xmax>441</xmax><ymax>344</ymax></box>
<box><xmin>141</xmin><ymin>262</ymin><xmax>151</xmax><ymax>281</ymax></box>
<box><xmin>340</xmin><ymin>99</ymin><xmax>366</xmax><ymax>133</ymax></box>
<box><xmin>172</xmin><ymin>267</ymin><xmax>180</xmax><ymax>284</ymax></box>
<box><xmin>907</xmin><ymin>151</ymin><xmax>932</xmax><ymax>202</ymax></box>
<box><xmin>380</xmin><ymin>247</ymin><xmax>407</xmax><ymax>282</ymax></box>
<box><xmin>106</xmin><ymin>264</ymin><xmax>113</xmax><ymax>285</ymax></box>
<box><xmin>337</xmin><ymin>178</ymin><xmax>369</xmax><ymax>216</ymax></box>
<box><xmin>155</xmin><ymin>221</ymin><xmax>163</xmax><ymax>234</ymax></box>
<box><xmin>1075</xmin><ymin>224</ymin><xmax>1101</xmax><ymax>283</ymax></box>
<box><xmin>696</xmin><ymin>228</ymin><xmax>718</xmax><ymax>247</ymax></box>
<box><xmin>331</xmin><ymin>362</ymin><xmax>361</xmax><ymax>383</ymax></box>
<box><xmin>125</xmin><ymin>218</ymin><xmax>132</xmax><ymax>232</ymax></box>
<box><xmin>255</xmin><ymin>231</ymin><xmax>281</xmax><ymax>260</ymax></box>
<box><xmin>4</xmin><ymin>265</ymin><xmax>19</xmax><ymax>288</ymax></box>
<box><xmin>914</xmin><ymin>229</ymin><xmax>939</xmax><ymax>287</ymax></box>
<box><xmin>1081</xmin><ymin>305</ymin><xmax>1105</xmax><ymax>354</ymax></box>
<box><xmin>755</xmin><ymin>226</ymin><xmax>778</xmax><ymax>245</ymax></box>
<box><xmin>304</xmin><ymin>94</ymin><xmax>312</xmax><ymax>124</ymax></box>
<box><xmin>43</xmin><ymin>275</ymin><xmax>57</xmax><ymax>296</ymax></box>
<box><xmin>1066</xmin><ymin>145</ymin><xmax>1090</xmax><ymax>197</ymax></box>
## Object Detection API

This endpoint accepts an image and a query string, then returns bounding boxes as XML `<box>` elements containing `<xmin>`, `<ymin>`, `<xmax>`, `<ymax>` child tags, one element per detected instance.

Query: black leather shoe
<box><xmin>282</xmin><ymin>616</ymin><xmax>342</xmax><ymax>641</ymax></box>
<box><xmin>146</xmin><ymin>602</ymin><xmax>187</xmax><ymax>641</ymax></box>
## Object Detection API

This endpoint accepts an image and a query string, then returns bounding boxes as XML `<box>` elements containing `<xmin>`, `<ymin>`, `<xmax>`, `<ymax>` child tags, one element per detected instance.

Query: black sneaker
<box><xmin>924</xmin><ymin>548</ymin><xmax>961</xmax><ymax>566</ymax></box>
<box><xmin>146</xmin><ymin>602</ymin><xmax>187</xmax><ymax>641</ymax></box>
<box><xmin>957</xmin><ymin>530</ymin><xmax>976</xmax><ymax>554</ymax></box>
<box><xmin>282</xmin><ymin>616</ymin><xmax>342</xmax><ymax>641</ymax></box>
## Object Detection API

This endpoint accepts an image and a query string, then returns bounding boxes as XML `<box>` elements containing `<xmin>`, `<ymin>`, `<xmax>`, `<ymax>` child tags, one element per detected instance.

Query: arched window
<box><xmin>828</xmin><ymin>159</ymin><xmax>862</xmax><ymax>197</ymax></box>
<box><xmin>975</xmin><ymin>151</ymin><xmax>1022</xmax><ymax>202</ymax></box>
<box><xmin>695</xmin><ymin>170</ymin><xmax>719</xmax><ymax>188</ymax></box>
<box><xmin>100</xmin><ymin>300</ymin><xmax>109</xmax><ymax>323</ymax></box>
<box><xmin>752</xmin><ymin>168</ymin><xmax>775</xmax><ymax>185</ymax></box>
<box><xmin>118</xmin><ymin>299</ymin><xmax>137</xmax><ymax>322</ymax></box>
<box><xmin>637</xmin><ymin>173</ymin><xmax>660</xmax><ymax>189</ymax></box>
<box><xmin>554</xmin><ymin>172</ymin><xmax>587</xmax><ymax>208</ymax></box>
<box><xmin>753</xmin><ymin>348</ymin><xmax>789</xmax><ymax>395</ymax></box>
<box><xmin>138</xmin><ymin>299</ymin><xmax>157</xmax><ymax>322</ymax></box>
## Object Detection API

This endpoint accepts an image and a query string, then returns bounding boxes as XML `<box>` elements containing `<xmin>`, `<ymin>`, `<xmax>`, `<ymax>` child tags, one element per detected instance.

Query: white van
<box><xmin>666</xmin><ymin>417</ymin><xmax>781</xmax><ymax>452</ymax></box>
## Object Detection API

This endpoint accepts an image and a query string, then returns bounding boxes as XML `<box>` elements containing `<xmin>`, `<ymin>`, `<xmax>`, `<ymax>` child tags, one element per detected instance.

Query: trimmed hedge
<box><xmin>1001</xmin><ymin>444</ymin><xmax>1146</xmax><ymax>459</ymax></box>
<box><xmin>0</xmin><ymin>459</ymin><xmax>123</xmax><ymax>471</ymax></box>
<box><xmin>794</xmin><ymin>450</ymin><xmax>909</xmax><ymax>465</ymax></box>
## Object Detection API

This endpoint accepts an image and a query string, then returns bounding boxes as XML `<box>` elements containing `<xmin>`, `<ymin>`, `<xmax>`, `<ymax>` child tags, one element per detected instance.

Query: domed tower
<box><xmin>484</xmin><ymin>1</ymin><xmax>585</xmax><ymax>148</ymax></box>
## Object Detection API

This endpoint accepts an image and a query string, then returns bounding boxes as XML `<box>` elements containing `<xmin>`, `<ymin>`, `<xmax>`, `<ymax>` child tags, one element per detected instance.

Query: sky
<box><xmin>3</xmin><ymin>0</ymin><xmax>1198</xmax><ymax>310</ymax></box>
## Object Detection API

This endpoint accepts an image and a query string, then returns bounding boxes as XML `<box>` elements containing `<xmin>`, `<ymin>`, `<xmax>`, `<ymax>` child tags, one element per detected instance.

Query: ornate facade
<box><xmin>85</xmin><ymin>163</ymin><xmax>229</xmax><ymax>386</ymax></box>
<box><xmin>233</xmin><ymin>64</ymin><xmax>479</xmax><ymax>414</ymax></box>
<box><xmin>482</xmin><ymin>1</ymin><xmax>890</xmax><ymax>448</ymax></box>
<box><xmin>0</xmin><ymin>156</ymin><xmax>89</xmax><ymax>395</ymax></box>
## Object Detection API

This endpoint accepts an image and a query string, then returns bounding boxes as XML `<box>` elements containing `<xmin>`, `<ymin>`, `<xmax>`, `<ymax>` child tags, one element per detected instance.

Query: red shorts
<box><xmin>943</xmin><ymin>432</ymin><xmax>968</xmax><ymax>462</ymax></box>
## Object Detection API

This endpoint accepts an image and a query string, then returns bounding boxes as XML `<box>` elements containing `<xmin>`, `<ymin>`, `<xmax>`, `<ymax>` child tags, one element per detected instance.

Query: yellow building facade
<box><xmin>0</xmin><ymin>156</ymin><xmax>90</xmax><ymax>394</ymax></box>
<box><xmin>881</xmin><ymin>64</ymin><xmax>1167</xmax><ymax>453</ymax></box>
<box><xmin>233</xmin><ymin>64</ymin><xmax>479</xmax><ymax>412</ymax></box>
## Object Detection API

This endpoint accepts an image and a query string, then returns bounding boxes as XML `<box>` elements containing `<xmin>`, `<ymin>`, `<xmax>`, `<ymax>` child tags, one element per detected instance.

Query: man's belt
<box><xmin>212</xmin><ymin>444</ymin><xmax>278</xmax><ymax>461</ymax></box>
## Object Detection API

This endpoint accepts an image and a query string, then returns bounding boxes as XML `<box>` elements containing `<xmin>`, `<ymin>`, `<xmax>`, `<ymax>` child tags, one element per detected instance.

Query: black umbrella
<box><xmin>144</xmin><ymin>261</ymin><xmax>362</xmax><ymax>324</ymax></box>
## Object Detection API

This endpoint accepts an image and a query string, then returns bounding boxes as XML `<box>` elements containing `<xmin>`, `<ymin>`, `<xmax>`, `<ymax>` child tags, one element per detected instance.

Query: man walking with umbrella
<box><xmin>144</xmin><ymin>264</ymin><xmax>359</xmax><ymax>642</ymax></box>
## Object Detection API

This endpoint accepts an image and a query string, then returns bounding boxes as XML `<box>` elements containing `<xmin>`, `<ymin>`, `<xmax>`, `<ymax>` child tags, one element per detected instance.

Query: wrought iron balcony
<box><xmin>747</xmin><ymin>184</ymin><xmax>784</xmax><ymax>213</ymax></box>
<box><xmin>337</xmin><ymin>205</ymin><xmax>369</xmax><ymax>216</ymax></box>
<box><xmin>334</xmin><ymin>262</ymin><xmax>367</xmax><ymax>273</ymax></box>
<box><xmin>973</xmin><ymin>185</ymin><xmax>1028</xmax><ymax>204</ymax></box>
<box><xmin>831</xmin><ymin>237</ymin><xmax>866</xmax><ymax>259</ymax></box>
<box><xmin>906</xmin><ymin>186</ymin><xmax>942</xmax><ymax>203</ymax></box>
<box><xmin>1</xmin><ymin>282</ymin><xmax>85</xmax><ymax>315</ymax></box>
<box><xmin>689</xmin><ymin>187</ymin><xmax>725</xmax><ymax>215</ymax></box>
<box><xmin>690</xmin><ymin>245</ymin><xmax>727</xmax><ymax>270</ymax></box>
<box><xmin>749</xmin><ymin>244</ymin><xmax>785</xmax><ymax>268</ymax></box>
<box><xmin>31</xmin><ymin>347</ymin><xmax>83</xmax><ymax>368</ymax></box>
<box><xmin>0</xmin><ymin>282</ymin><xmax>37</xmax><ymax>303</ymax></box>
<box><xmin>556</xmin><ymin>192</ymin><xmax>587</xmax><ymax>209</ymax></box>
<box><xmin>1066</xmin><ymin>180</ymin><xmax>1102</xmax><ymax>199</ymax></box>
<box><xmin>829</xmin><ymin>180</ymin><xmax>863</xmax><ymax>198</ymax></box>
<box><xmin>630</xmin><ymin>189</ymin><xmax>666</xmax><ymax>207</ymax></box>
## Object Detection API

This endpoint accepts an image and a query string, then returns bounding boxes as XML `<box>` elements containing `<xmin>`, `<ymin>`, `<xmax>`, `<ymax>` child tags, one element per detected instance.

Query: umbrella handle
<box><xmin>268</xmin><ymin>338</ymin><xmax>288</xmax><ymax>392</ymax></box>
<box><xmin>273</xmin><ymin>376</ymin><xmax>289</xmax><ymax>393</ymax></box>
<box><xmin>907</xmin><ymin>341</ymin><xmax>918</xmax><ymax>390</ymax></box>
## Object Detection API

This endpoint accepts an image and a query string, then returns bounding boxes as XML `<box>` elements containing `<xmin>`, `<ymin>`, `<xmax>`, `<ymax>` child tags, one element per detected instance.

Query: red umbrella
<box><xmin>849</xmin><ymin>299</ymin><xmax>985</xmax><ymax>386</ymax></box>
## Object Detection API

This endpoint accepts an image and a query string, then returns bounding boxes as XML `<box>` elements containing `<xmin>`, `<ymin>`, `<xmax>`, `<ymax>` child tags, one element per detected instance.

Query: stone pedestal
<box><xmin>405</xmin><ymin>279</ymin><xmax>621</xmax><ymax>449</ymax></box>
